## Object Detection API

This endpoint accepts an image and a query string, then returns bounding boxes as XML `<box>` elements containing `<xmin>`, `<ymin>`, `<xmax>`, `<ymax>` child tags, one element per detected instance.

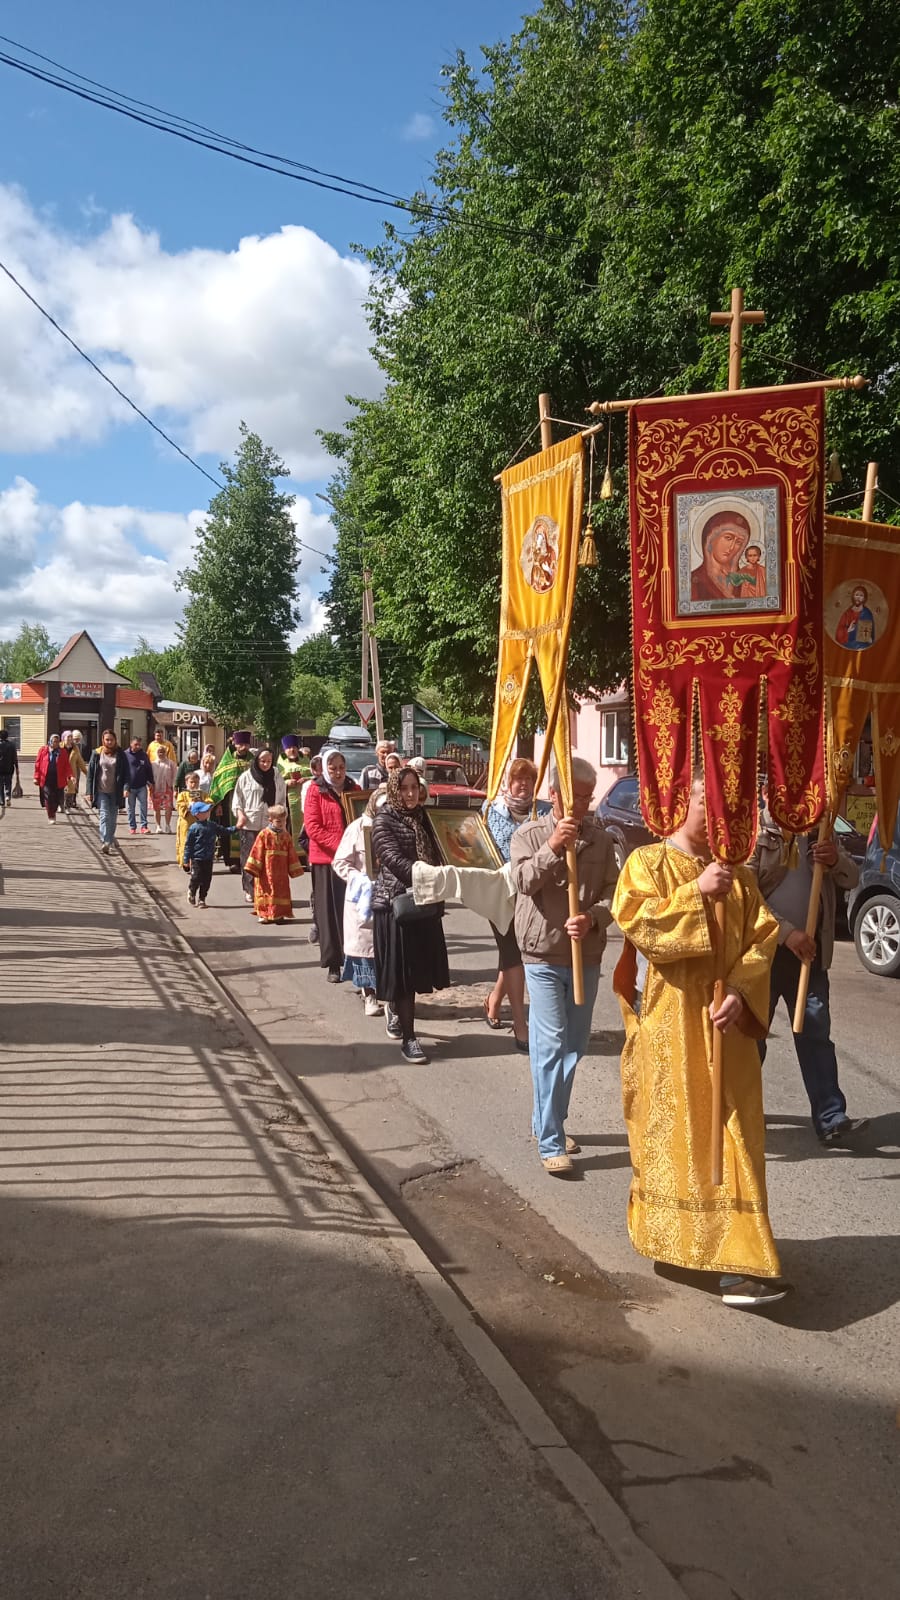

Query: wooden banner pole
<box><xmin>792</xmin><ymin>460</ymin><xmax>879</xmax><ymax>1034</ymax></box>
<box><xmin>538</xmin><ymin>392</ymin><xmax>585</xmax><ymax>1007</ymax></box>
<box><xmin>587</xmin><ymin>373</ymin><xmax>866</xmax><ymax>417</ymax></box>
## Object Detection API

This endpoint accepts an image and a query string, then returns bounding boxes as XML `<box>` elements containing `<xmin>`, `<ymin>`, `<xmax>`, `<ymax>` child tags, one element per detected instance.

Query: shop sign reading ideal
<box><xmin>171</xmin><ymin>710</ymin><xmax>209</xmax><ymax>726</ymax></box>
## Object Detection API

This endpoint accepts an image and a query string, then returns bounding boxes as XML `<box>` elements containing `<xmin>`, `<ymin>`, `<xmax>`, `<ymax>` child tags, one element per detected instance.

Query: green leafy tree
<box><xmin>114</xmin><ymin>637</ymin><xmax>203</xmax><ymax>704</ymax></box>
<box><xmin>178</xmin><ymin>425</ymin><xmax>300</xmax><ymax>740</ymax></box>
<box><xmin>0</xmin><ymin>622</ymin><xmax>59</xmax><ymax>680</ymax></box>
<box><xmin>323</xmin><ymin>0</ymin><xmax>900</xmax><ymax>717</ymax></box>
<box><xmin>292</xmin><ymin>631</ymin><xmax>344</xmax><ymax>681</ymax></box>
<box><xmin>291</xmin><ymin>671</ymin><xmax>344</xmax><ymax>735</ymax></box>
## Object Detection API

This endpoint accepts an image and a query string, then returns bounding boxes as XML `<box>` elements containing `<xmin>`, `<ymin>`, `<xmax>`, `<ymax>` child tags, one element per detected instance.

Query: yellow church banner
<box><xmin>825</xmin><ymin>515</ymin><xmax>900</xmax><ymax>851</ymax></box>
<box><xmin>487</xmin><ymin>434</ymin><xmax>584</xmax><ymax>807</ymax></box>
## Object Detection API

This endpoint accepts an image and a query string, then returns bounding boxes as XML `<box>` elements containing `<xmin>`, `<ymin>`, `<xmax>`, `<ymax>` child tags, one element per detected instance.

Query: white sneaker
<box><xmin>155</xmin><ymin>823</ymin><xmax>163</xmax><ymax>834</ymax></box>
<box><xmin>364</xmin><ymin>993</ymin><xmax>382</xmax><ymax>1017</ymax></box>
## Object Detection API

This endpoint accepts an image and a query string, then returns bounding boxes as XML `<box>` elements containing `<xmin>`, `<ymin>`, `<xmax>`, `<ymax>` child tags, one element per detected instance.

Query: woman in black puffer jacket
<box><xmin>371</xmin><ymin>767</ymin><xmax>449</xmax><ymax>1064</ymax></box>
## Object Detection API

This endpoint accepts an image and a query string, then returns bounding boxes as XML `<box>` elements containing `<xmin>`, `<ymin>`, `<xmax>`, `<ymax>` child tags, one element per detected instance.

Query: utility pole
<box><xmin>360</xmin><ymin>570</ymin><xmax>384</xmax><ymax>742</ymax></box>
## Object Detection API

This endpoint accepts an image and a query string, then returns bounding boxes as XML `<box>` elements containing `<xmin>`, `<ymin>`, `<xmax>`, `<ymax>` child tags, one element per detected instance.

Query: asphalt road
<box><xmin>126</xmin><ymin>828</ymin><xmax>899</xmax><ymax>1600</ymax></box>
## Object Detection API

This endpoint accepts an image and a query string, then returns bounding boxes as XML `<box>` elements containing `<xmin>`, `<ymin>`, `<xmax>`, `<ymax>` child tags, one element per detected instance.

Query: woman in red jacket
<box><xmin>34</xmin><ymin>733</ymin><xmax>72</xmax><ymax>824</ymax></box>
<box><xmin>303</xmin><ymin>748</ymin><xmax>359</xmax><ymax>981</ymax></box>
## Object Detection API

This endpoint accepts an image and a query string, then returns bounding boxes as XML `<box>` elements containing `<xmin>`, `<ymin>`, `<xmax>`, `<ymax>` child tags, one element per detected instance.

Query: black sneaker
<box><xmin>401</xmin><ymin>1036</ymin><xmax>429</xmax><ymax>1064</ymax></box>
<box><xmin>187</xmin><ymin>889</ymin><xmax>196</xmax><ymax>906</ymax></box>
<box><xmin>385</xmin><ymin>1006</ymin><xmax>402</xmax><ymax>1040</ymax></box>
<box><xmin>819</xmin><ymin>1117</ymin><xmax>869</xmax><ymax>1147</ymax></box>
<box><xmin>719</xmin><ymin>1276</ymin><xmax>790</xmax><ymax>1309</ymax></box>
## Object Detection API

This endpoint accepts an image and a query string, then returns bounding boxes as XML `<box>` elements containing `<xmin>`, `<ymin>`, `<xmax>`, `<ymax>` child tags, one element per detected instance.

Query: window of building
<box><xmin>601</xmin><ymin>708</ymin><xmax>630</xmax><ymax>767</ymax></box>
<box><xmin>119</xmin><ymin>719</ymin><xmax>132</xmax><ymax>747</ymax></box>
<box><xmin>0</xmin><ymin>715</ymin><xmax>21</xmax><ymax>749</ymax></box>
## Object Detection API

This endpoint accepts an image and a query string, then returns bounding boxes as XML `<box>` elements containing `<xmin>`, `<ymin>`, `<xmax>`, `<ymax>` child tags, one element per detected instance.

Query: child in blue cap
<box><xmin>183</xmin><ymin>799</ymin><xmax>233</xmax><ymax>908</ymax></box>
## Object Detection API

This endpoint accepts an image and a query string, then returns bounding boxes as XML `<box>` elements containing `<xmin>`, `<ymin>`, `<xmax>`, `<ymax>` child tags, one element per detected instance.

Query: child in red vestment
<box><xmin>246</xmin><ymin>804</ymin><xmax>303</xmax><ymax>922</ymax></box>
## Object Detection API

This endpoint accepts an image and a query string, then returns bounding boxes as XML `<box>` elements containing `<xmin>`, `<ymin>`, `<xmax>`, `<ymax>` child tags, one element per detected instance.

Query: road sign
<box><xmin>352</xmin><ymin>698</ymin><xmax>376</xmax><ymax>725</ymax></box>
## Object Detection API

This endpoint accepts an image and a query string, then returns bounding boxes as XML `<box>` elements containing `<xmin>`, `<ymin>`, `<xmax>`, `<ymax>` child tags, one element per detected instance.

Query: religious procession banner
<box><xmin>628</xmin><ymin>386</ymin><xmax>826</xmax><ymax>862</ymax></box>
<box><xmin>825</xmin><ymin>516</ymin><xmax>900</xmax><ymax>852</ymax></box>
<box><xmin>487</xmin><ymin>433</ymin><xmax>584</xmax><ymax>807</ymax></box>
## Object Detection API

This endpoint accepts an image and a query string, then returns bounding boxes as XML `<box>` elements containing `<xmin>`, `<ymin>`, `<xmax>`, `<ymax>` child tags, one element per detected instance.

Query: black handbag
<box><xmin>12</xmin><ymin>780</ymin><xmax>22</xmax><ymax>799</ymax></box>
<box><xmin>392</xmin><ymin>891</ymin><xmax>444</xmax><ymax>925</ymax></box>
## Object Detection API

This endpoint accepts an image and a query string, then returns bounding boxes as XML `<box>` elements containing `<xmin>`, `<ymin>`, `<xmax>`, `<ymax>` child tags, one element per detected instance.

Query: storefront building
<box><xmin>155</xmin><ymin>701</ymin><xmax>226</xmax><ymax>761</ymax></box>
<box><xmin>0</xmin><ymin>631</ymin><xmax>154</xmax><ymax>756</ymax></box>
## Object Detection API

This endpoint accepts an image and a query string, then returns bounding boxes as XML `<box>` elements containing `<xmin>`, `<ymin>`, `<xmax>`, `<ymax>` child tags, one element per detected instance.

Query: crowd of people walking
<box><xmin>12</xmin><ymin>720</ymin><xmax>870</xmax><ymax>1312</ymax></box>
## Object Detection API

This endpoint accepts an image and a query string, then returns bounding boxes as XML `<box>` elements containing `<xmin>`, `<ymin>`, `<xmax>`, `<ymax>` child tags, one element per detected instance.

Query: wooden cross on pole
<box><xmin>710</xmin><ymin>287</ymin><xmax>765</xmax><ymax>390</ymax></box>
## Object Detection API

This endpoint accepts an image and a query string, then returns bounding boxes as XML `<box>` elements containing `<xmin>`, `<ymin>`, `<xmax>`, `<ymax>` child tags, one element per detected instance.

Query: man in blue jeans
<box><xmin>749</xmin><ymin>782</ymin><xmax>868</xmax><ymax>1146</ymax></box>
<box><xmin>510</xmin><ymin>757</ymin><xmax>619</xmax><ymax>1176</ymax></box>
<box><xmin>123</xmin><ymin>736</ymin><xmax>154</xmax><ymax>834</ymax></box>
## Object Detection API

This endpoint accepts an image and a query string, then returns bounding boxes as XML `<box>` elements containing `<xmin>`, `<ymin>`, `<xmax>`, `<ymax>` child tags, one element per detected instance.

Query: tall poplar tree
<box><xmin>178</xmin><ymin>425</ymin><xmax>299</xmax><ymax>740</ymax></box>
<box><xmin>323</xmin><ymin>0</ymin><xmax>900</xmax><ymax>716</ymax></box>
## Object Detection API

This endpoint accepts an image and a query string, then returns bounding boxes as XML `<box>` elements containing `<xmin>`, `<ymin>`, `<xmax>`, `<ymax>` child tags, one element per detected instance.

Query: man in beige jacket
<box><xmin>510</xmin><ymin>757</ymin><xmax>619</xmax><ymax>1175</ymax></box>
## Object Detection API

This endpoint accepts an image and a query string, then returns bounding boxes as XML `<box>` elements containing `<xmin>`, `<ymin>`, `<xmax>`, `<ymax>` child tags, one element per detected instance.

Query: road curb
<box><xmin>120</xmin><ymin>839</ymin><xmax>685</xmax><ymax>1600</ymax></box>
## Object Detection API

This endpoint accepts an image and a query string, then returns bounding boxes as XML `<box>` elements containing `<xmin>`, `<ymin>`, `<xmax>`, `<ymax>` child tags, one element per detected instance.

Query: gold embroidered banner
<box><xmin>487</xmin><ymin>434</ymin><xmax>584</xmax><ymax>807</ymax></box>
<box><xmin>628</xmin><ymin>386</ymin><xmax>827</xmax><ymax>863</ymax></box>
<box><xmin>825</xmin><ymin>516</ymin><xmax>900</xmax><ymax>851</ymax></box>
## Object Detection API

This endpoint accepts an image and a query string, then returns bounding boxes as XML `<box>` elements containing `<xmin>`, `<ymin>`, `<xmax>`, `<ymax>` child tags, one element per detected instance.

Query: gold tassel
<box><xmin>826</xmin><ymin>451</ymin><xmax>842</xmax><ymax>484</ymax></box>
<box><xmin>599</xmin><ymin>465</ymin><xmax>615</xmax><ymax>500</ymax></box>
<box><xmin>578</xmin><ymin>521</ymin><xmax>598</xmax><ymax>567</ymax></box>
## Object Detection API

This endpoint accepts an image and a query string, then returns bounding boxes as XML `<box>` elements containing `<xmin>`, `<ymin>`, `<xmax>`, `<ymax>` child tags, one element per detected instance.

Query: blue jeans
<box><xmin>524</xmin><ymin>962</ymin><xmax>601</xmax><ymax>1157</ymax></box>
<box><xmin>761</xmin><ymin>944</ymin><xmax>847</xmax><ymax>1135</ymax></box>
<box><xmin>126</xmin><ymin>786</ymin><xmax>148</xmax><ymax>830</ymax></box>
<box><xmin>98</xmin><ymin>792</ymin><xmax>119</xmax><ymax>846</ymax></box>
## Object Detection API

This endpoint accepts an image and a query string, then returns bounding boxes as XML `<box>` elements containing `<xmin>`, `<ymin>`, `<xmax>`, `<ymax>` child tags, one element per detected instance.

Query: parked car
<box><xmin>847</xmin><ymin>807</ymin><xmax>900</xmax><ymax>976</ymax></box>
<box><xmin>415</xmin><ymin>759</ymin><xmax>486</xmax><ymax>811</ymax></box>
<box><xmin>595</xmin><ymin>774</ymin><xmax>654</xmax><ymax>870</ymax></box>
<box><xmin>325</xmin><ymin>724</ymin><xmax>376</xmax><ymax>780</ymax></box>
<box><xmin>832</xmin><ymin>813</ymin><xmax>868</xmax><ymax>934</ymax></box>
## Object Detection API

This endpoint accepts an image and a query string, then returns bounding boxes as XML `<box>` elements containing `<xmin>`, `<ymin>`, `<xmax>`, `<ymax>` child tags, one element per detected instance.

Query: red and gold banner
<box><xmin>488</xmin><ymin>434</ymin><xmax>584</xmax><ymax>807</ymax></box>
<box><xmin>628</xmin><ymin>387</ymin><xmax>826</xmax><ymax>862</ymax></box>
<box><xmin>825</xmin><ymin>516</ymin><xmax>900</xmax><ymax>852</ymax></box>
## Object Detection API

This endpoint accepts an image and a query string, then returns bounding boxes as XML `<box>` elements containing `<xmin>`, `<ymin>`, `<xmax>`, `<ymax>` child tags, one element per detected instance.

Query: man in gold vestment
<box><xmin>612</xmin><ymin>776</ymin><xmax>787</xmax><ymax>1310</ymax></box>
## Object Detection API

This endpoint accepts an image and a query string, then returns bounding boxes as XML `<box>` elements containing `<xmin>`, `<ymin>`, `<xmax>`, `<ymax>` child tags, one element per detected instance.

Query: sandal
<box><xmin>482</xmin><ymin>997</ymin><xmax>503</xmax><ymax>1031</ymax></box>
<box><xmin>541</xmin><ymin>1154</ymin><xmax>574</xmax><ymax>1176</ymax></box>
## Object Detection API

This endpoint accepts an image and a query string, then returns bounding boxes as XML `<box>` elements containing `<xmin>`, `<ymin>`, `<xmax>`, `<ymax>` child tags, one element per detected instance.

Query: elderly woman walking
<box><xmin>34</xmin><ymin>733</ymin><xmax>72</xmax><ymax>824</ymax></box>
<box><xmin>233</xmin><ymin>748</ymin><xmax>287</xmax><ymax>907</ymax></box>
<box><xmin>372</xmin><ymin>766</ymin><xmax>449</xmax><ymax>1063</ymax></box>
<box><xmin>61</xmin><ymin>731</ymin><xmax>88</xmax><ymax>814</ymax></box>
<box><xmin>304</xmin><ymin>749</ymin><xmax>359</xmax><ymax>981</ymax></box>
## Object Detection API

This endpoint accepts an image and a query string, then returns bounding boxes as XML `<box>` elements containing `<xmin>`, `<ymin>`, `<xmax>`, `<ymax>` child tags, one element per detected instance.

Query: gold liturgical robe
<box><xmin>612</xmin><ymin>844</ymin><xmax>781</xmax><ymax>1280</ymax></box>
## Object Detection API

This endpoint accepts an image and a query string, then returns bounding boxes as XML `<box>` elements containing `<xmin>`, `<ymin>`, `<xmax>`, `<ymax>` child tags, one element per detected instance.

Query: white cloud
<box><xmin>0</xmin><ymin>479</ymin><xmax>335</xmax><ymax>658</ymax></box>
<box><xmin>402</xmin><ymin>112</ymin><xmax>435</xmax><ymax>141</ymax></box>
<box><xmin>0</xmin><ymin>185</ymin><xmax>380</xmax><ymax>474</ymax></box>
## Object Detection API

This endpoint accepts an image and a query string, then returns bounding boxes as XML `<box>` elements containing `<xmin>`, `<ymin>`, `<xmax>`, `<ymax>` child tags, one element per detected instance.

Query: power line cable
<box><xmin>0</xmin><ymin>254</ymin><xmax>224</xmax><ymax>489</ymax></box>
<box><xmin>0</xmin><ymin>42</ymin><xmax>538</xmax><ymax>240</ymax></box>
<box><xmin>0</xmin><ymin>33</ymin><xmax>409</xmax><ymax>203</ymax></box>
<box><xmin>0</xmin><ymin>254</ymin><xmax>345</xmax><ymax>550</ymax></box>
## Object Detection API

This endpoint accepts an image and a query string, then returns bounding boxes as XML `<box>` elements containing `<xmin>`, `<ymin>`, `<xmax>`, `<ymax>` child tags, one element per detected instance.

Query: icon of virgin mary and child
<box><xmin>690</xmin><ymin>509</ymin><xmax>767</xmax><ymax>604</ymax></box>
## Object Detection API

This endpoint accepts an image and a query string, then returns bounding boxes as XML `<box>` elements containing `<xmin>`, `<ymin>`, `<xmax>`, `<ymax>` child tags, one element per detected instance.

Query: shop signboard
<box><xmin>61</xmin><ymin>681</ymin><xmax>103</xmax><ymax>698</ymax></box>
<box><xmin>0</xmin><ymin>683</ymin><xmax>23</xmax><ymax>701</ymax></box>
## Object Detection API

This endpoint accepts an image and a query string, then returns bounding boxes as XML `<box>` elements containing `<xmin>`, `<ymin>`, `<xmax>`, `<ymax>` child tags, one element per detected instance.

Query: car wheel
<box><xmin>853</xmin><ymin>893</ymin><xmax>900</xmax><ymax>976</ymax></box>
<box><xmin>610</xmin><ymin>835</ymin><xmax>626</xmax><ymax>873</ymax></box>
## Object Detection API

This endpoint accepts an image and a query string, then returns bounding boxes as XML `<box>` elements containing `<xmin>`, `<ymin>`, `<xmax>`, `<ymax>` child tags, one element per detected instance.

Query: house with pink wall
<box><xmin>533</xmin><ymin>683</ymin><xmax>631</xmax><ymax>799</ymax></box>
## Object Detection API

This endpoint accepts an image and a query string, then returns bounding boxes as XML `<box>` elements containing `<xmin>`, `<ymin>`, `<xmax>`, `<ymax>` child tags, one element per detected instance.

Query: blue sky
<box><xmin>0</xmin><ymin>0</ymin><xmax>528</xmax><ymax>658</ymax></box>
